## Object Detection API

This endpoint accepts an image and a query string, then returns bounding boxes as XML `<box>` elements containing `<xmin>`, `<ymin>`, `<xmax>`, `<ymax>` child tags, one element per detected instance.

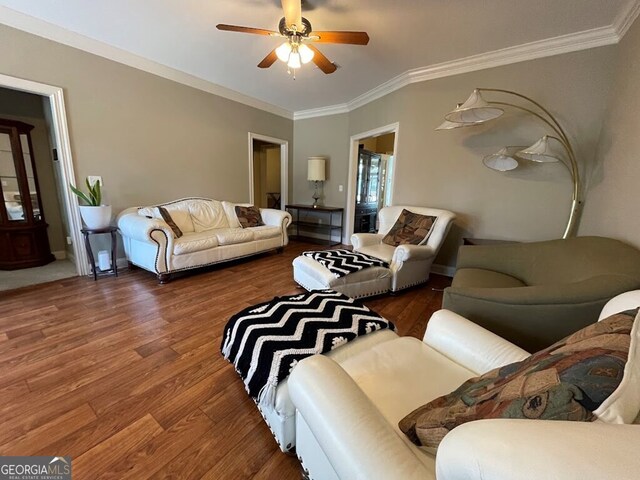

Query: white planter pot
<box><xmin>79</xmin><ymin>205</ymin><xmax>112</xmax><ymax>230</ymax></box>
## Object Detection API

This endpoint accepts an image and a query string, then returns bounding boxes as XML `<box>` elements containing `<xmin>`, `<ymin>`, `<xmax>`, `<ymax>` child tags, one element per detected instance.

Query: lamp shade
<box><xmin>482</xmin><ymin>147</ymin><xmax>519</xmax><ymax>171</ymax></box>
<box><xmin>445</xmin><ymin>89</ymin><xmax>504</xmax><ymax>124</ymax></box>
<box><xmin>276</xmin><ymin>42</ymin><xmax>292</xmax><ymax>62</ymax></box>
<box><xmin>435</xmin><ymin>120</ymin><xmax>468</xmax><ymax>131</ymax></box>
<box><xmin>517</xmin><ymin>135</ymin><xmax>561</xmax><ymax>163</ymax></box>
<box><xmin>307</xmin><ymin>157</ymin><xmax>326</xmax><ymax>181</ymax></box>
<box><xmin>287</xmin><ymin>49</ymin><xmax>302</xmax><ymax>69</ymax></box>
<box><xmin>298</xmin><ymin>44</ymin><xmax>314</xmax><ymax>64</ymax></box>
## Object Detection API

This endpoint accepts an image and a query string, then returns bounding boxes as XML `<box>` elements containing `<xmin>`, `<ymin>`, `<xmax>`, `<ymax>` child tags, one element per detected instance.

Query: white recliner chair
<box><xmin>289</xmin><ymin>291</ymin><xmax>640</xmax><ymax>480</ymax></box>
<box><xmin>351</xmin><ymin>206</ymin><xmax>456</xmax><ymax>291</ymax></box>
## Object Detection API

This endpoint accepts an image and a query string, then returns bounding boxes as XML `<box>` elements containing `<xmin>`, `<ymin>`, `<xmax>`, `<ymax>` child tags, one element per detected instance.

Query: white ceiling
<box><xmin>0</xmin><ymin>0</ymin><xmax>636</xmax><ymax>114</ymax></box>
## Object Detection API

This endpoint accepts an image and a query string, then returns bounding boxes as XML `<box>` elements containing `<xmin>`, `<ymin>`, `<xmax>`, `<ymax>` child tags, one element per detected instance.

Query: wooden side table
<box><xmin>81</xmin><ymin>226</ymin><xmax>118</xmax><ymax>281</ymax></box>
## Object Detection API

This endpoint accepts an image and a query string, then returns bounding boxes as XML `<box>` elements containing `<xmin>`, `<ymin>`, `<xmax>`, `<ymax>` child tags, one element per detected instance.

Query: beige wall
<box><xmin>293</xmin><ymin>46</ymin><xmax>617</xmax><ymax>267</ymax></box>
<box><xmin>0</xmin><ymin>25</ymin><xmax>293</xmax><ymax>217</ymax></box>
<box><xmin>293</xmin><ymin>113</ymin><xmax>349</xmax><ymax>208</ymax></box>
<box><xmin>0</xmin><ymin>88</ymin><xmax>66</xmax><ymax>253</ymax></box>
<box><xmin>579</xmin><ymin>18</ymin><xmax>640</xmax><ymax>248</ymax></box>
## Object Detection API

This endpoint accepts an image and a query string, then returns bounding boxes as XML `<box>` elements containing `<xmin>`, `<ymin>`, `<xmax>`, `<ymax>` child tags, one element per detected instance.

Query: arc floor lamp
<box><xmin>437</xmin><ymin>88</ymin><xmax>581</xmax><ymax>239</ymax></box>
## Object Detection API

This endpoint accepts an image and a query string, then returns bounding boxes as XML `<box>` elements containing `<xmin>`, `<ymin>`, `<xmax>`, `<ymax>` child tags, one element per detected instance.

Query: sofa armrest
<box><xmin>117</xmin><ymin>212</ymin><xmax>174</xmax><ymax>245</ymax></box>
<box><xmin>260</xmin><ymin>208</ymin><xmax>291</xmax><ymax>229</ymax></box>
<box><xmin>351</xmin><ymin>233</ymin><xmax>384</xmax><ymax>250</ymax></box>
<box><xmin>599</xmin><ymin>290</ymin><xmax>640</xmax><ymax>319</ymax></box>
<box><xmin>117</xmin><ymin>212</ymin><xmax>174</xmax><ymax>273</ymax></box>
<box><xmin>424</xmin><ymin>310</ymin><xmax>530</xmax><ymax>375</ymax></box>
<box><xmin>260</xmin><ymin>208</ymin><xmax>291</xmax><ymax>245</ymax></box>
<box><xmin>289</xmin><ymin>355</ymin><xmax>430</xmax><ymax>480</ymax></box>
<box><xmin>393</xmin><ymin>244</ymin><xmax>436</xmax><ymax>262</ymax></box>
<box><xmin>436</xmin><ymin>419</ymin><xmax>640</xmax><ymax>480</ymax></box>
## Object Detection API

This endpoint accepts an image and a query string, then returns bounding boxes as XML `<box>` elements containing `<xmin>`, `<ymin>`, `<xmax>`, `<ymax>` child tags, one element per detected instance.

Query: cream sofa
<box><xmin>289</xmin><ymin>291</ymin><xmax>640</xmax><ymax>480</ymax></box>
<box><xmin>117</xmin><ymin>197</ymin><xmax>291</xmax><ymax>282</ymax></box>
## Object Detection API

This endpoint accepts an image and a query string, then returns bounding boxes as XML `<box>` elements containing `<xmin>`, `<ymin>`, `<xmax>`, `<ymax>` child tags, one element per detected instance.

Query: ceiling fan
<box><xmin>217</xmin><ymin>0</ymin><xmax>369</xmax><ymax>75</ymax></box>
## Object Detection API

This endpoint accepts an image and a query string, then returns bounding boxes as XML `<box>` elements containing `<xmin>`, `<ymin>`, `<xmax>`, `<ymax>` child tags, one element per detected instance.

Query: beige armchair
<box><xmin>443</xmin><ymin>236</ymin><xmax>640</xmax><ymax>351</ymax></box>
<box><xmin>351</xmin><ymin>206</ymin><xmax>456</xmax><ymax>291</ymax></box>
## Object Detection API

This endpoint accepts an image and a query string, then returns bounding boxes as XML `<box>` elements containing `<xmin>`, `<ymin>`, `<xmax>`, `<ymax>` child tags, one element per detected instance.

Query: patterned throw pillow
<box><xmin>382</xmin><ymin>209</ymin><xmax>437</xmax><ymax>247</ymax></box>
<box><xmin>399</xmin><ymin>308</ymin><xmax>637</xmax><ymax>450</ymax></box>
<box><xmin>157</xmin><ymin>206</ymin><xmax>183</xmax><ymax>238</ymax></box>
<box><xmin>235</xmin><ymin>205</ymin><xmax>264</xmax><ymax>228</ymax></box>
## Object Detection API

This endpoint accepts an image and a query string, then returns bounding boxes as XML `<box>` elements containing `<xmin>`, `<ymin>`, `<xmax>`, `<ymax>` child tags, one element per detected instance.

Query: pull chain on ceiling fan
<box><xmin>217</xmin><ymin>0</ymin><xmax>369</xmax><ymax>76</ymax></box>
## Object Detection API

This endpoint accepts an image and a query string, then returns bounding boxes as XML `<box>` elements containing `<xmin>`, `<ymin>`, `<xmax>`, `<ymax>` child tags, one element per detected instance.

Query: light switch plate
<box><xmin>87</xmin><ymin>175</ymin><xmax>102</xmax><ymax>186</ymax></box>
<box><xmin>338</xmin><ymin>184</ymin><xmax>343</xmax><ymax>192</ymax></box>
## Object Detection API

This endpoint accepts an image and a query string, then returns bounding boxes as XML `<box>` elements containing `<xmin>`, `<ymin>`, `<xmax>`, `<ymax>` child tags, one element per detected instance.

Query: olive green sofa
<box><xmin>443</xmin><ymin>236</ymin><xmax>640</xmax><ymax>352</ymax></box>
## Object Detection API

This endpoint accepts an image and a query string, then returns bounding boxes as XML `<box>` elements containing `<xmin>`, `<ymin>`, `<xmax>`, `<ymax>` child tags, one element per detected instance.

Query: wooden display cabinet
<box><xmin>0</xmin><ymin>119</ymin><xmax>54</xmax><ymax>270</ymax></box>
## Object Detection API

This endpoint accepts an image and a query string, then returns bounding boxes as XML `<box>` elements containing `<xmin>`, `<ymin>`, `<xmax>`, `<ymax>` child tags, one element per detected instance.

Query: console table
<box><xmin>285</xmin><ymin>204</ymin><xmax>343</xmax><ymax>246</ymax></box>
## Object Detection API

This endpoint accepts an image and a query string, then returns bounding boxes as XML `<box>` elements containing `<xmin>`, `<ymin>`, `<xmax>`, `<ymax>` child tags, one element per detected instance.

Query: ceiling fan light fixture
<box><xmin>276</xmin><ymin>42</ymin><xmax>293</xmax><ymax>62</ymax></box>
<box><xmin>287</xmin><ymin>50</ymin><xmax>302</xmax><ymax>69</ymax></box>
<box><xmin>298</xmin><ymin>43</ymin><xmax>314</xmax><ymax>64</ymax></box>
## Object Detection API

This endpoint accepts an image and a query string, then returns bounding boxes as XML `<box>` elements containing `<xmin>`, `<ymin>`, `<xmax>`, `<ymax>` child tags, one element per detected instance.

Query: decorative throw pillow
<box><xmin>235</xmin><ymin>205</ymin><xmax>264</xmax><ymax>228</ymax></box>
<box><xmin>157</xmin><ymin>206</ymin><xmax>183</xmax><ymax>238</ymax></box>
<box><xmin>399</xmin><ymin>308</ymin><xmax>638</xmax><ymax>450</ymax></box>
<box><xmin>382</xmin><ymin>209</ymin><xmax>437</xmax><ymax>247</ymax></box>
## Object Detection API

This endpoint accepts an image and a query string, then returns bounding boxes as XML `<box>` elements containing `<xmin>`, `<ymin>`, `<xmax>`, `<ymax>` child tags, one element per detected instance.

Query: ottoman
<box><xmin>260</xmin><ymin>328</ymin><xmax>398</xmax><ymax>452</ymax></box>
<box><xmin>293</xmin><ymin>255</ymin><xmax>391</xmax><ymax>299</ymax></box>
<box><xmin>222</xmin><ymin>290</ymin><xmax>398</xmax><ymax>453</ymax></box>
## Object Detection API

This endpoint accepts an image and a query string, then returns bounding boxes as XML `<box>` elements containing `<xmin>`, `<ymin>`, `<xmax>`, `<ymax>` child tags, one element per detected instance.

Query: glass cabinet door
<box><xmin>21</xmin><ymin>134</ymin><xmax>41</xmax><ymax>221</ymax></box>
<box><xmin>0</xmin><ymin>132</ymin><xmax>25</xmax><ymax>221</ymax></box>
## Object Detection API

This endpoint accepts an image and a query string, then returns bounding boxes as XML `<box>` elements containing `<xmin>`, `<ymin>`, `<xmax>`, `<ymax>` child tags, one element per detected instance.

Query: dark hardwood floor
<box><xmin>0</xmin><ymin>241</ymin><xmax>451</xmax><ymax>479</ymax></box>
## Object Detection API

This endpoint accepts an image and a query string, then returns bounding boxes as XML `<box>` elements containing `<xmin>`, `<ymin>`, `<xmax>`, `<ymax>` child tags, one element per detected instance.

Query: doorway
<box><xmin>248</xmin><ymin>133</ymin><xmax>288</xmax><ymax>209</ymax></box>
<box><xmin>0</xmin><ymin>73</ymin><xmax>86</xmax><ymax>283</ymax></box>
<box><xmin>346</xmin><ymin>124</ymin><xmax>399</xmax><ymax>242</ymax></box>
<box><xmin>0</xmin><ymin>87</ymin><xmax>78</xmax><ymax>290</ymax></box>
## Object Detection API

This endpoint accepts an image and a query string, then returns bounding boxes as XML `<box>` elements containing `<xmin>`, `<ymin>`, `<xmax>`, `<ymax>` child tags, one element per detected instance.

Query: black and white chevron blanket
<box><xmin>302</xmin><ymin>248</ymin><xmax>388</xmax><ymax>278</ymax></box>
<box><xmin>221</xmin><ymin>289</ymin><xmax>396</xmax><ymax>408</ymax></box>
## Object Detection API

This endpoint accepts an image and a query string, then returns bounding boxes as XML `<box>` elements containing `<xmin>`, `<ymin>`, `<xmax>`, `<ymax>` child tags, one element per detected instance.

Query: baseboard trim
<box><xmin>431</xmin><ymin>263</ymin><xmax>455</xmax><ymax>278</ymax></box>
<box><xmin>52</xmin><ymin>250</ymin><xmax>66</xmax><ymax>260</ymax></box>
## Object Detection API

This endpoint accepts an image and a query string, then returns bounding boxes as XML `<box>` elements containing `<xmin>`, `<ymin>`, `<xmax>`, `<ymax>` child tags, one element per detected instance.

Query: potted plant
<box><xmin>70</xmin><ymin>177</ymin><xmax>112</xmax><ymax>229</ymax></box>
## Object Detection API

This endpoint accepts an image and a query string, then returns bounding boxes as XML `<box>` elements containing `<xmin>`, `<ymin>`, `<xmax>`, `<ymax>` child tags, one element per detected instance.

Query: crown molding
<box><xmin>615</xmin><ymin>0</ymin><xmax>640</xmax><ymax>38</ymax></box>
<box><xmin>293</xmin><ymin>103</ymin><xmax>349</xmax><ymax>121</ymax></box>
<box><xmin>0</xmin><ymin>6</ymin><xmax>293</xmax><ymax>119</ymax></box>
<box><xmin>298</xmin><ymin>24</ymin><xmax>621</xmax><ymax>119</ymax></box>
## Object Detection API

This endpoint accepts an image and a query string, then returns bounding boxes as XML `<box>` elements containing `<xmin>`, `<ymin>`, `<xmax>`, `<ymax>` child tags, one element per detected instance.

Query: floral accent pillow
<box><xmin>382</xmin><ymin>209</ymin><xmax>437</xmax><ymax>247</ymax></box>
<box><xmin>399</xmin><ymin>308</ymin><xmax>637</xmax><ymax>450</ymax></box>
<box><xmin>235</xmin><ymin>205</ymin><xmax>264</xmax><ymax>228</ymax></box>
<box><xmin>157</xmin><ymin>206</ymin><xmax>183</xmax><ymax>238</ymax></box>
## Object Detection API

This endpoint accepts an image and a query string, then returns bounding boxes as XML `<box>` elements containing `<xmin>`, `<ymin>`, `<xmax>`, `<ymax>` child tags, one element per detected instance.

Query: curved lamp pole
<box><xmin>440</xmin><ymin>88</ymin><xmax>581</xmax><ymax>239</ymax></box>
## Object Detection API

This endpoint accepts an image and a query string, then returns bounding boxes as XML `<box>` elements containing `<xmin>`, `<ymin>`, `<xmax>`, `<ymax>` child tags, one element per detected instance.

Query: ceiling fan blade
<box><xmin>312</xmin><ymin>31</ymin><xmax>370</xmax><ymax>45</ymax></box>
<box><xmin>216</xmin><ymin>24</ymin><xmax>279</xmax><ymax>36</ymax></box>
<box><xmin>307</xmin><ymin>45</ymin><xmax>337</xmax><ymax>74</ymax></box>
<box><xmin>281</xmin><ymin>0</ymin><xmax>302</xmax><ymax>30</ymax></box>
<box><xmin>258</xmin><ymin>49</ymin><xmax>278</xmax><ymax>69</ymax></box>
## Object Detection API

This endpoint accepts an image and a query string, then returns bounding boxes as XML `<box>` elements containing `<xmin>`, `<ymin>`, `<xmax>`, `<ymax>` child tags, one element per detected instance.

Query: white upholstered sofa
<box><xmin>117</xmin><ymin>197</ymin><xmax>291</xmax><ymax>282</ymax></box>
<box><xmin>289</xmin><ymin>291</ymin><xmax>640</xmax><ymax>480</ymax></box>
<box><xmin>351</xmin><ymin>206</ymin><xmax>456</xmax><ymax>291</ymax></box>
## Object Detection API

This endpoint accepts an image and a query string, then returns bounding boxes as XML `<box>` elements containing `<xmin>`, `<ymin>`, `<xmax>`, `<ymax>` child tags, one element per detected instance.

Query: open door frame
<box><xmin>247</xmin><ymin>132</ymin><xmax>288</xmax><ymax>210</ymax></box>
<box><xmin>344</xmin><ymin>122</ymin><xmax>400</xmax><ymax>244</ymax></box>
<box><xmin>0</xmin><ymin>73</ymin><xmax>88</xmax><ymax>276</ymax></box>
